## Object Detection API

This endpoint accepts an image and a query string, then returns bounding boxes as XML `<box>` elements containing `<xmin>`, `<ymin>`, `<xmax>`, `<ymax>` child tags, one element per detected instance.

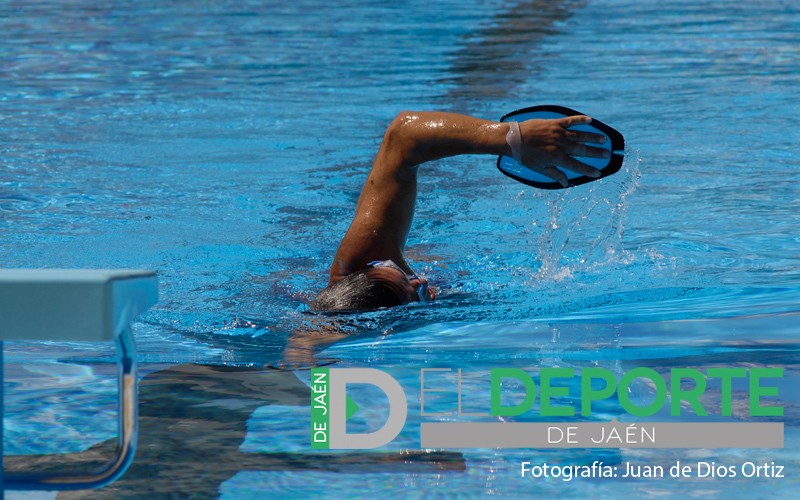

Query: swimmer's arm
<box><xmin>328</xmin><ymin>111</ymin><xmax>608</xmax><ymax>280</ymax></box>
<box><xmin>277</xmin><ymin>323</ymin><xmax>348</xmax><ymax>369</ymax></box>
<box><xmin>389</xmin><ymin>111</ymin><xmax>609</xmax><ymax>180</ymax></box>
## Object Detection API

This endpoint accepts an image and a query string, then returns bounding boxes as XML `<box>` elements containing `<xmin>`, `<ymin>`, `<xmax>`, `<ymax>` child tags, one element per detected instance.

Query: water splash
<box><xmin>532</xmin><ymin>149</ymin><xmax>642</xmax><ymax>284</ymax></box>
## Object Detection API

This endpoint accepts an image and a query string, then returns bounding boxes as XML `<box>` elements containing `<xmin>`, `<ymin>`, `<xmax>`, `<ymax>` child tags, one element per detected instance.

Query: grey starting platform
<box><xmin>0</xmin><ymin>269</ymin><xmax>158</xmax><ymax>492</ymax></box>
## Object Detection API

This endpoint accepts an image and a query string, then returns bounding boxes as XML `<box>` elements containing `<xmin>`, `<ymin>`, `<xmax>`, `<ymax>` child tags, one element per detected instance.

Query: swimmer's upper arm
<box><xmin>328</xmin><ymin>115</ymin><xmax>418</xmax><ymax>280</ymax></box>
<box><xmin>327</xmin><ymin>112</ymin><xmax>509</xmax><ymax>282</ymax></box>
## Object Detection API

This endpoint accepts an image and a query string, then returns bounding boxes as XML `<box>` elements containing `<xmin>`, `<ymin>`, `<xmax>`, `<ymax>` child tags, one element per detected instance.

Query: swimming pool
<box><xmin>2</xmin><ymin>0</ymin><xmax>798</xmax><ymax>497</ymax></box>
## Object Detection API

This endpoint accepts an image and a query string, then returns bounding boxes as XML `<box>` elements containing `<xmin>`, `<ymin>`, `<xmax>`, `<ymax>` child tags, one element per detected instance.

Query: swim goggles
<box><xmin>367</xmin><ymin>260</ymin><xmax>431</xmax><ymax>302</ymax></box>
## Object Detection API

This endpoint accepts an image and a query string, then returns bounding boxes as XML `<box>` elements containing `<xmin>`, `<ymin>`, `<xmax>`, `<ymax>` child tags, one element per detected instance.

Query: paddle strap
<box><xmin>505</xmin><ymin>121</ymin><xmax>523</xmax><ymax>164</ymax></box>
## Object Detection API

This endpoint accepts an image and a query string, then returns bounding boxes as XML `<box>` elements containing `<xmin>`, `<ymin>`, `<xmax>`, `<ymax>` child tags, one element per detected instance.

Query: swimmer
<box><xmin>312</xmin><ymin>111</ymin><xmax>610</xmax><ymax>312</ymax></box>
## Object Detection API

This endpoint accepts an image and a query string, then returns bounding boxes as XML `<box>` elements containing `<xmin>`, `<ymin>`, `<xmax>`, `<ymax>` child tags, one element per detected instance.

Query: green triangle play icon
<box><xmin>345</xmin><ymin>395</ymin><xmax>359</xmax><ymax>420</ymax></box>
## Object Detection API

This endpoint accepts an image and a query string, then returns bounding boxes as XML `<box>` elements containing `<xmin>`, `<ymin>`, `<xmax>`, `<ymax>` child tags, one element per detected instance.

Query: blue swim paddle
<box><xmin>497</xmin><ymin>105</ymin><xmax>625</xmax><ymax>190</ymax></box>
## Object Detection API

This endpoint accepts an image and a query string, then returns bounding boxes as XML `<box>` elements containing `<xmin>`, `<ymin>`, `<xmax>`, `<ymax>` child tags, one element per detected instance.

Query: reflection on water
<box><xmin>3</xmin><ymin>314</ymin><xmax>797</xmax><ymax>497</ymax></box>
<box><xmin>5</xmin><ymin>364</ymin><xmax>465</xmax><ymax>498</ymax></box>
<box><xmin>444</xmin><ymin>0</ymin><xmax>587</xmax><ymax>103</ymax></box>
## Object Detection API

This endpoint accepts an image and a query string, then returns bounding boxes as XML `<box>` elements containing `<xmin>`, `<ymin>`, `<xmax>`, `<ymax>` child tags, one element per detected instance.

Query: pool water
<box><xmin>2</xmin><ymin>0</ymin><xmax>798</xmax><ymax>497</ymax></box>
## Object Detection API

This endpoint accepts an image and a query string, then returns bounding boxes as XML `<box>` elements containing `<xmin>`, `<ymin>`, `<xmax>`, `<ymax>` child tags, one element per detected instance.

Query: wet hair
<box><xmin>311</xmin><ymin>270</ymin><xmax>412</xmax><ymax>312</ymax></box>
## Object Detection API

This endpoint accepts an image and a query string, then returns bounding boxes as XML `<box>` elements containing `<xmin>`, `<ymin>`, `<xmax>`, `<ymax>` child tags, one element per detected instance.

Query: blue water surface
<box><xmin>2</xmin><ymin>0</ymin><xmax>798</xmax><ymax>498</ymax></box>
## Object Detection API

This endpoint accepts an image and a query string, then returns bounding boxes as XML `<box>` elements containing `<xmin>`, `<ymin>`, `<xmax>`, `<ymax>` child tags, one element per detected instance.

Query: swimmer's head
<box><xmin>312</xmin><ymin>266</ymin><xmax>433</xmax><ymax>312</ymax></box>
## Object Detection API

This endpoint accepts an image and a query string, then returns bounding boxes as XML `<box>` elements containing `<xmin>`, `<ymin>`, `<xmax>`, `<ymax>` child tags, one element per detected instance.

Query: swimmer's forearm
<box><xmin>383</xmin><ymin>111</ymin><xmax>510</xmax><ymax>168</ymax></box>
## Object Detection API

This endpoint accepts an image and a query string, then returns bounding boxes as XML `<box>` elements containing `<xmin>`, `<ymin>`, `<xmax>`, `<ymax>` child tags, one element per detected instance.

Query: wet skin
<box><xmin>326</xmin><ymin>111</ymin><xmax>607</xmax><ymax>302</ymax></box>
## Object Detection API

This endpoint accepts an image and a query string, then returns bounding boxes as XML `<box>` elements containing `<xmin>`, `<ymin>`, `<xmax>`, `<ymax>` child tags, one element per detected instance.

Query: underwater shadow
<box><xmin>4</xmin><ymin>364</ymin><xmax>465</xmax><ymax>498</ymax></box>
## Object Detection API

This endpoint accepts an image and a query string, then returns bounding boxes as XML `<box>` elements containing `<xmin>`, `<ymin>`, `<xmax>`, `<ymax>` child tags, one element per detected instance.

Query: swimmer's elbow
<box><xmin>392</xmin><ymin>110</ymin><xmax>422</xmax><ymax>128</ymax></box>
<box><xmin>387</xmin><ymin>110</ymin><xmax>422</xmax><ymax>143</ymax></box>
<box><xmin>384</xmin><ymin>111</ymin><xmax>425</xmax><ymax>167</ymax></box>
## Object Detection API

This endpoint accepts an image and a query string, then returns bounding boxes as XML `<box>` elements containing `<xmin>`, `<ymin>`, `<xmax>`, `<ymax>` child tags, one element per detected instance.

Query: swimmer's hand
<box><xmin>518</xmin><ymin>115</ymin><xmax>610</xmax><ymax>187</ymax></box>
